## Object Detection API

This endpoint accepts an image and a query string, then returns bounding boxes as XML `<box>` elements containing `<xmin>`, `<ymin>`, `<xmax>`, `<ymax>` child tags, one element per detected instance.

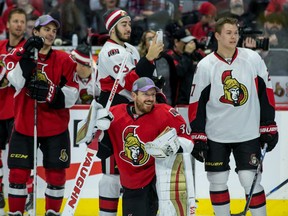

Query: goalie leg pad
<box><xmin>155</xmin><ymin>154</ymin><xmax>196</xmax><ymax>216</ymax></box>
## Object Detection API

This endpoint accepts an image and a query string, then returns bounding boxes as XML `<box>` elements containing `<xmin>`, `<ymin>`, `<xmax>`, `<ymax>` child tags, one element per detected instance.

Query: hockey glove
<box><xmin>22</xmin><ymin>36</ymin><xmax>44</xmax><ymax>59</ymax></box>
<box><xmin>27</xmin><ymin>79</ymin><xmax>60</xmax><ymax>103</ymax></box>
<box><xmin>260</xmin><ymin>121</ymin><xmax>278</xmax><ymax>152</ymax></box>
<box><xmin>145</xmin><ymin>127</ymin><xmax>180</xmax><ymax>158</ymax></box>
<box><xmin>76</xmin><ymin>100</ymin><xmax>113</xmax><ymax>144</ymax></box>
<box><xmin>191</xmin><ymin>132</ymin><xmax>209</xmax><ymax>162</ymax></box>
<box><xmin>19</xmin><ymin>58</ymin><xmax>36</xmax><ymax>82</ymax></box>
<box><xmin>152</xmin><ymin>75</ymin><xmax>165</xmax><ymax>89</ymax></box>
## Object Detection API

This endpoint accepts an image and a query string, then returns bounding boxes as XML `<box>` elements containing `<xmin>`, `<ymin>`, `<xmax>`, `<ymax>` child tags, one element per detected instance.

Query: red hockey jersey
<box><xmin>99</xmin><ymin>103</ymin><xmax>192</xmax><ymax>189</ymax></box>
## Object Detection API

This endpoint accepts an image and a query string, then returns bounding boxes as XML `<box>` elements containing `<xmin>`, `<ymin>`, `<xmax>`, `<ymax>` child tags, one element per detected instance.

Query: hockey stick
<box><xmin>62</xmin><ymin>53</ymin><xmax>129</xmax><ymax>215</ymax></box>
<box><xmin>265</xmin><ymin>178</ymin><xmax>288</xmax><ymax>197</ymax></box>
<box><xmin>231</xmin><ymin>177</ymin><xmax>288</xmax><ymax>216</ymax></box>
<box><xmin>231</xmin><ymin>143</ymin><xmax>268</xmax><ymax>216</ymax></box>
<box><xmin>87</xmin><ymin>28</ymin><xmax>97</xmax><ymax>100</ymax></box>
<box><xmin>31</xmin><ymin>48</ymin><xmax>39</xmax><ymax>216</ymax></box>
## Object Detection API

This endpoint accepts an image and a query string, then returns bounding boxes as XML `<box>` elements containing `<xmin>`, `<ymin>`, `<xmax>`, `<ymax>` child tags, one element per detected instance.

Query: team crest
<box><xmin>219</xmin><ymin>70</ymin><xmax>248</xmax><ymax>106</ymax></box>
<box><xmin>119</xmin><ymin>126</ymin><xmax>149</xmax><ymax>166</ymax></box>
<box><xmin>249</xmin><ymin>154</ymin><xmax>259</xmax><ymax>167</ymax></box>
<box><xmin>59</xmin><ymin>149</ymin><xmax>69</xmax><ymax>162</ymax></box>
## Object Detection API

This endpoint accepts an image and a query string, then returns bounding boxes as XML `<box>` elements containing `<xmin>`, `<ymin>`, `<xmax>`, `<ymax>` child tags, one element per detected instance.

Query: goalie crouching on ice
<box><xmin>90</xmin><ymin>77</ymin><xmax>196</xmax><ymax>216</ymax></box>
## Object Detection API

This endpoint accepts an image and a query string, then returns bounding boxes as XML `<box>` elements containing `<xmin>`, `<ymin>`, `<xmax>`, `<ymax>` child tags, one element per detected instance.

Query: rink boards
<box><xmin>1</xmin><ymin>104</ymin><xmax>287</xmax><ymax>215</ymax></box>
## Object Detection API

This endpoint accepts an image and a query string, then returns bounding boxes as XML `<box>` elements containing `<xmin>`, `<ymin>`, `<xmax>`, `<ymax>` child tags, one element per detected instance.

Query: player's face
<box><xmin>34</xmin><ymin>23</ymin><xmax>57</xmax><ymax>47</ymax></box>
<box><xmin>7</xmin><ymin>13</ymin><xmax>26</xmax><ymax>38</ymax></box>
<box><xmin>115</xmin><ymin>17</ymin><xmax>131</xmax><ymax>42</ymax></box>
<box><xmin>75</xmin><ymin>63</ymin><xmax>91</xmax><ymax>79</ymax></box>
<box><xmin>216</xmin><ymin>23</ymin><xmax>239</xmax><ymax>51</ymax></box>
<box><xmin>133</xmin><ymin>88</ymin><xmax>157</xmax><ymax>115</ymax></box>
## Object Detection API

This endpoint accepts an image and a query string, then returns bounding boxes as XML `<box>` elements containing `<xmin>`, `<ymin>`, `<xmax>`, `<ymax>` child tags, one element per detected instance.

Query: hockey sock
<box><xmin>8</xmin><ymin>168</ymin><xmax>30</xmax><ymax>213</ymax></box>
<box><xmin>8</xmin><ymin>183</ymin><xmax>27</xmax><ymax>213</ymax></box>
<box><xmin>45</xmin><ymin>169</ymin><xmax>65</xmax><ymax>212</ymax></box>
<box><xmin>45</xmin><ymin>184</ymin><xmax>64</xmax><ymax>212</ymax></box>
<box><xmin>26</xmin><ymin>174</ymin><xmax>33</xmax><ymax>194</ymax></box>
<box><xmin>99</xmin><ymin>174</ymin><xmax>121</xmax><ymax>215</ymax></box>
<box><xmin>207</xmin><ymin>171</ymin><xmax>230</xmax><ymax>216</ymax></box>
<box><xmin>238</xmin><ymin>170</ymin><xmax>267</xmax><ymax>216</ymax></box>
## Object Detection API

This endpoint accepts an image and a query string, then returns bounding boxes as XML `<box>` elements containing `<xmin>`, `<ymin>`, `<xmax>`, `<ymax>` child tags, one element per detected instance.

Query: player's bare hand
<box><xmin>146</xmin><ymin>37</ymin><xmax>164</xmax><ymax>61</ymax></box>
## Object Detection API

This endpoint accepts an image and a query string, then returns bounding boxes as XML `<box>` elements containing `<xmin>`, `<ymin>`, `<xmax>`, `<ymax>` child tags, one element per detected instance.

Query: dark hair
<box><xmin>264</xmin><ymin>13</ymin><xmax>285</xmax><ymax>25</ymax></box>
<box><xmin>100</xmin><ymin>0</ymin><xmax>120</xmax><ymax>8</ymax></box>
<box><xmin>8</xmin><ymin>8</ymin><xmax>27</xmax><ymax>22</ymax></box>
<box><xmin>215</xmin><ymin>17</ymin><xmax>238</xmax><ymax>34</ymax></box>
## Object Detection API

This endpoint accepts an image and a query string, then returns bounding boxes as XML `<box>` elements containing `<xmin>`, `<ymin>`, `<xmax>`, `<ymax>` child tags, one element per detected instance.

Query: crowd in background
<box><xmin>1</xmin><ymin>0</ymin><xmax>288</xmax><ymax>103</ymax></box>
<box><xmin>1</xmin><ymin>0</ymin><xmax>287</xmax><ymax>47</ymax></box>
<box><xmin>0</xmin><ymin>1</ymin><xmax>285</xmax><ymax>215</ymax></box>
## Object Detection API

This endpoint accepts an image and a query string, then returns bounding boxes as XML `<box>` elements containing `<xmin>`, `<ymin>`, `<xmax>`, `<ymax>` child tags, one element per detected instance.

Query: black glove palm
<box><xmin>191</xmin><ymin>132</ymin><xmax>209</xmax><ymax>162</ymax></box>
<box><xmin>27</xmin><ymin>79</ymin><xmax>59</xmax><ymax>103</ymax></box>
<box><xmin>260</xmin><ymin>122</ymin><xmax>278</xmax><ymax>152</ymax></box>
<box><xmin>192</xmin><ymin>140</ymin><xmax>209</xmax><ymax>162</ymax></box>
<box><xmin>151</xmin><ymin>76</ymin><xmax>165</xmax><ymax>89</ymax></box>
<box><xmin>23</xmin><ymin>36</ymin><xmax>44</xmax><ymax>59</ymax></box>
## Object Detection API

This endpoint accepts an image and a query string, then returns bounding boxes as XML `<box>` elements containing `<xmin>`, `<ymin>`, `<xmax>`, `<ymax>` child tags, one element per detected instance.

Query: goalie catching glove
<box><xmin>76</xmin><ymin>99</ymin><xmax>113</xmax><ymax>145</ymax></box>
<box><xmin>145</xmin><ymin>128</ymin><xmax>180</xmax><ymax>158</ymax></box>
<box><xmin>145</xmin><ymin>128</ymin><xmax>193</xmax><ymax>158</ymax></box>
<box><xmin>260</xmin><ymin>121</ymin><xmax>278</xmax><ymax>152</ymax></box>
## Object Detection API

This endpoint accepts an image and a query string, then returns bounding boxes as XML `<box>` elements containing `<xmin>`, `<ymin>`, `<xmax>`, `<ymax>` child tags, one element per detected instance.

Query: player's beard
<box><xmin>115</xmin><ymin>26</ymin><xmax>130</xmax><ymax>43</ymax></box>
<box><xmin>135</xmin><ymin>100</ymin><xmax>154</xmax><ymax>114</ymax></box>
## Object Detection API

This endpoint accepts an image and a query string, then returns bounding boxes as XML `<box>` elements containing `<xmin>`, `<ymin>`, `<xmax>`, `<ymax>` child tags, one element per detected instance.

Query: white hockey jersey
<box><xmin>97</xmin><ymin>39</ymin><xmax>140</xmax><ymax>101</ymax></box>
<box><xmin>188</xmin><ymin>48</ymin><xmax>276</xmax><ymax>143</ymax></box>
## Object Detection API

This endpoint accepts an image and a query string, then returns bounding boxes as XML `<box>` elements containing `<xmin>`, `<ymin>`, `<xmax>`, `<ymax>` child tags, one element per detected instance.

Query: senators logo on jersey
<box><xmin>219</xmin><ymin>70</ymin><xmax>248</xmax><ymax>106</ymax></box>
<box><xmin>120</xmin><ymin>126</ymin><xmax>149</xmax><ymax>166</ymax></box>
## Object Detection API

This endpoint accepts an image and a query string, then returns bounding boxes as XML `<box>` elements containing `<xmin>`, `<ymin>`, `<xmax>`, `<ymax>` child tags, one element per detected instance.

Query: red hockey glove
<box><xmin>260</xmin><ymin>122</ymin><xmax>278</xmax><ymax>152</ymax></box>
<box><xmin>27</xmin><ymin>79</ymin><xmax>59</xmax><ymax>104</ymax></box>
<box><xmin>191</xmin><ymin>132</ymin><xmax>209</xmax><ymax>162</ymax></box>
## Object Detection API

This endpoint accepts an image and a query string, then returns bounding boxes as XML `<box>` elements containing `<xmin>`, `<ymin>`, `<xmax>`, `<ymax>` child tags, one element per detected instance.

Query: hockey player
<box><xmin>96</xmin><ymin>77</ymin><xmax>195</xmax><ymax>216</ymax></box>
<box><xmin>96</xmin><ymin>8</ymin><xmax>164</xmax><ymax>215</ymax></box>
<box><xmin>71</xmin><ymin>44</ymin><xmax>100</xmax><ymax>104</ymax></box>
<box><xmin>188</xmin><ymin>17</ymin><xmax>278</xmax><ymax>216</ymax></box>
<box><xmin>0</xmin><ymin>8</ymin><xmax>27</xmax><ymax>216</ymax></box>
<box><xmin>2</xmin><ymin>15</ymin><xmax>79</xmax><ymax>216</ymax></box>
